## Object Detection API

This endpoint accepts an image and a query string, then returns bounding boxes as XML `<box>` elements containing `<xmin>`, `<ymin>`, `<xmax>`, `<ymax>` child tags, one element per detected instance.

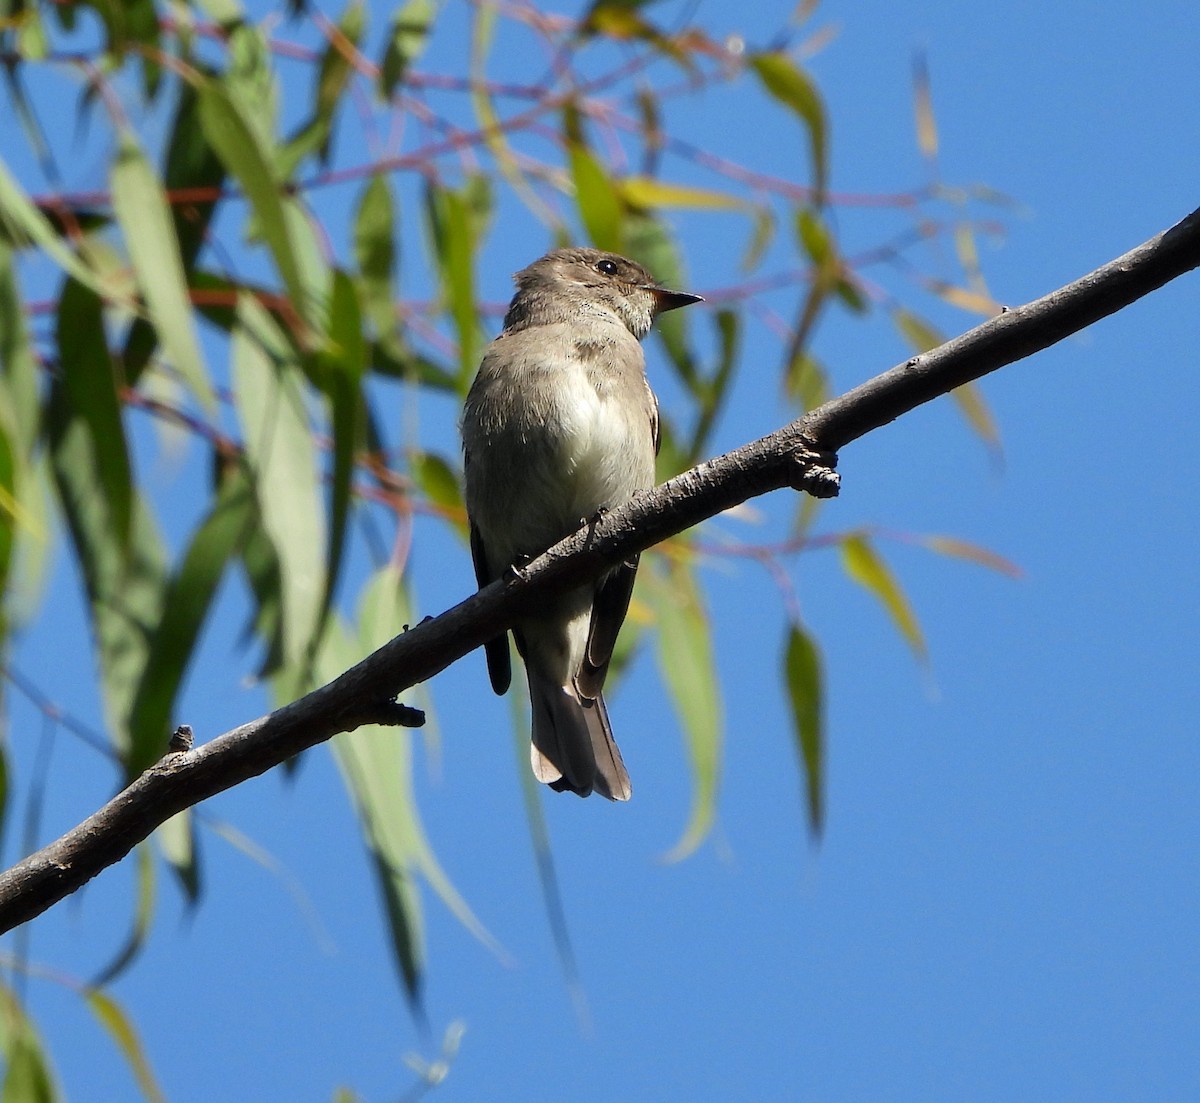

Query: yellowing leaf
<box><xmin>841</xmin><ymin>533</ymin><xmax>926</xmax><ymax>663</ymax></box>
<box><xmin>919</xmin><ymin>535</ymin><xmax>1022</xmax><ymax>578</ymax></box>
<box><xmin>911</xmin><ymin>52</ymin><xmax>938</xmax><ymax>160</ymax></box>
<box><xmin>83</xmin><ymin>989</ymin><xmax>167</xmax><ymax>1103</ymax></box>
<box><xmin>951</xmin><ymin>380</ymin><xmax>1002</xmax><ymax>453</ymax></box>
<box><xmin>618</xmin><ymin>176</ymin><xmax>746</xmax><ymax>212</ymax></box>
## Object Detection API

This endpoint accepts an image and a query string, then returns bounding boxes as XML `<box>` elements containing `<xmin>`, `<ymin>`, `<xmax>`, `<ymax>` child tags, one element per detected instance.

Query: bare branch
<box><xmin>1</xmin><ymin>205</ymin><xmax>1197</xmax><ymax>935</ymax></box>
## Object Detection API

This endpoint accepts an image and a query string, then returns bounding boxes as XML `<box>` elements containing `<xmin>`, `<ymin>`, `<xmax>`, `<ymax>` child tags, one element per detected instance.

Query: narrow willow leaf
<box><xmin>784</xmin><ymin>622</ymin><xmax>824</xmax><ymax>837</ymax></box>
<box><xmin>0</xmin><ymin>986</ymin><xmax>59</xmax><ymax>1102</ymax></box>
<box><xmin>56</xmin><ymin>279</ymin><xmax>133</xmax><ymax>548</ymax></box>
<box><xmin>0</xmin><ymin>423</ymin><xmax>15</xmax><ymax>611</ymax></box>
<box><xmin>0</xmin><ymin>155</ymin><xmax>119</xmax><ymax>305</ymax></box>
<box><xmin>232</xmin><ymin>295</ymin><xmax>327</xmax><ymax>676</ymax></box>
<box><xmin>950</xmin><ymin>381</ymin><xmax>1002</xmax><ymax>452</ymax></box>
<box><xmin>618</xmin><ymin>176</ymin><xmax>746</xmax><ymax>212</ymax></box>
<box><xmin>312</xmin><ymin>0</ymin><xmax>366</xmax><ymax>165</ymax></box>
<box><xmin>423</xmin><ymin>180</ymin><xmax>482</xmax><ymax>384</ymax></box>
<box><xmin>750</xmin><ymin>53</ymin><xmax>828</xmax><ymax>198</ymax></box>
<box><xmin>110</xmin><ymin>129</ymin><xmax>214</xmax><ymax>411</ymax></box>
<box><xmin>785</xmin><ymin>350</ymin><xmax>830</xmax><ymax>412</ymax></box>
<box><xmin>198</xmin><ymin>84</ymin><xmax>312</xmax><ymax>328</ymax></box>
<box><xmin>127</xmin><ymin>472</ymin><xmax>255</xmax><ymax>775</ymax></box>
<box><xmin>911</xmin><ymin>52</ymin><xmax>938</xmax><ymax>160</ymax></box>
<box><xmin>892</xmin><ymin>306</ymin><xmax>943</xmax><ymax>354</ymax></box>
<box><xmin>623</xmin><ymin>212</ymin><xmax>695</xmax><ymax>389</ymax></box>
<box><xmin>379</xmin><ymin>0</ymin><xmax>438</xmax><ymax>99</ymax></box>
<box><xmin>47</xmin><ymin>389</ymin><xmax>167</xmax><ymax>754</ymax></box>
<box><xmin>157</xmin><ymin>809</ymin><xmax>202</xmax><ymax>903</ymax></box>
<box><xmin>0</xmin><ymin>241</ymin><xmax>39</xmax><ymax>445</ymax></box>
<box><xmin>83</xmin><ymin>989</ymin><xmax>167</xmax><ymax>1103</ymax></box>
<box><xmin>353</xmin><ymin>173</ymin><xmax>399</xmax><ymax>349</ymax></box>
<box><xmin>90</xmin><ymin>843</ymin><xmax>157</xmax><ymax>987</ymax></box>
<box><xmin>318</xmin><ymin>270</ymin><xmax>367</xmax><ymax>636</ymax></box>
<box><xmin>919</xmin><ymin>535</ymin><xmax>1022</xmax><ymax>578</ymax></box>
<box><xmin>410</xmin><ymin>450</ymin><xmax>463</xmax><ymax>518</ymax></box>
<box><xmin>841</xmin><ymin>533</ymin><xmax>927</xmax><ymax>663</ymax></box>
<box><xmin>567</xmin><ymin>137</ymin><xmax>623</xmax><ymax>254</ymax></box>
<box><xmin>124</xmin><ymin>83</ymin><xmax>227</xmax><ymax>384</ymax></box>
<box><xmin>652</xmin><ymin>560</ymin><xmax>722</xmax><ymax>861</ymax></box>
<box><xmin>324</xmin><ymin>569</ymin><xmax>503</xmax><ymax>1006</ymax></box>
<box><xmin>741</xmin><ymin>206</ymin><xmax>775</xmax><ymax>272</ymax></box>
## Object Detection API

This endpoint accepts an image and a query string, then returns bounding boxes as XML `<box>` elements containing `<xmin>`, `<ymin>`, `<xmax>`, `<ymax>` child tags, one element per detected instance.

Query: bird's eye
<box><xmin>596</xmin><ymin>258</ymin><xmax>618</xmax><ymax>276</ymax></box>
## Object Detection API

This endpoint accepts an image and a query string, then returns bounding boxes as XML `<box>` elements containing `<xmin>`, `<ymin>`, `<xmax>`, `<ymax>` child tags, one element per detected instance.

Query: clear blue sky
<box><xmin>6</xmin><ymin>2</ymin><xmax>1200</xmax><ymax>1100</ymax></box>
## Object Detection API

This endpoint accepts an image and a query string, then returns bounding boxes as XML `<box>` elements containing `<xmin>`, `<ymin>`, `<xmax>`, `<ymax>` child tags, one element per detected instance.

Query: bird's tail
<box><xmin>527</xmin><ymin>670</ymin><xmax>631</xmax><ymax>801</ymax></box>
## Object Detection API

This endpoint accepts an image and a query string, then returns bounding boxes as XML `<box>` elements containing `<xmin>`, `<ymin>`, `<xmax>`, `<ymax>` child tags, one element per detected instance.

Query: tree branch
<box><xmin>2</xmin><ymin>206</ymin><xmax>1197</xmax><ymax>934</ymax></box>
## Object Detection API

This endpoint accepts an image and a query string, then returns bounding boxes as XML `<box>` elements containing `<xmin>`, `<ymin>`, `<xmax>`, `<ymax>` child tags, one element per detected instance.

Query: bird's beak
<box><xmin>647</xmin><ymin>287</ymin><xmax>704</xmax><ymax>314</ymax></box>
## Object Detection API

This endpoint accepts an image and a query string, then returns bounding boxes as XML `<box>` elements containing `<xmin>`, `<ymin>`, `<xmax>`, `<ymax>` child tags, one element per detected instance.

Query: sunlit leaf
<box><xmin>918</xmin><ymin>535</ymin><xmax>1022</xmax><ymax>578</ymax></box>
<box><xmin>950</xmin><ymin>381</ymin><xmax>1002</xmax><ymax>453</ymax></box>
<box><xmin>232</xmin><ymin>294</ymin><xmax>327</xmax><ymax>679</ymax></box>
<box><xmin>198</xmin><ymin>83</ymin><xmax>313</xmax><ymax>330</ymax></box>
<box><xmin>741</xmin><ymin>206</ymin><xmax>775</xmax><ymax>272</ymax></box>
<box><xmin>911</xmin><ymin>52</ymin><xmax>938</xmax><ymax>160</ymax></box>
<box><xmin>623</xmin><ymin>212</ymin><xmax>695</xmax><ymax>388</ymax></box>
<box><xmin>312</xmin><ymin>0</ymin><xmax>365</xmax><ymax>165</ymax></box>
<box><xmin>83</xmin><ymin>989</ymin><xmax>167</xmax><ymax>1103</ymax></box>
<box><xmin>785</xmin><ymin>350</ymin><xmax>830</xmax><ymax>413</ymax></box>
<box><xmin>0</xmin><ymin>985</ymin><xmax>59</xmax><ymax>1102</ymax></box>
<box><xmin>784</xmin><ymin>621</ymin><xmax>824</xmax><ymax>837</ymax></box>
<box><xmin>565</xmin><ymin>114</ymin><xmax>623</xmax><ymax>254</ymax></box>
<box><xmin>323</xmin><ymin>568</ymin><xmax>504</xmax><ymax>1006</ymax></box>
<box><xmin>423</xmin><ymin>178</ymin><xmax>485</xmax><ymax>384</ymax></box>
<box><xmin>892</xmin><ymin>305</ymin><xmax>943</xmax><ymax>354</ymax></box>
<box><xmin>0</xmin><ymin>155</ymin><xmax>125</xmax><ymax>307</ymax></box>
<box><xmin>618</xmin><ymin>176</ymin><xmax>746</xmax><ymax>212</ymax></box>
<box><xmin>750</xmin><ymin>52</ymin><xmax>828</xmax><ymax>197</ymax></box>
<box><xmin>841</xmin><ymin>533</ymin><xmax>927</xmax><ymax>663</ymax></box>
<box><xmin>110</xmin><ymin>130</ymin><xmax>214</xmax><ymax>411</ymax></box>
<box><xmin>410</xmin><ymin>450</ymin><xmax>464</xmax><ymax>518</ymax></box>
<box><xmin>651</xmin><ymin>559</ymin><xmax>722</xmax><ymax>860</ymax></box>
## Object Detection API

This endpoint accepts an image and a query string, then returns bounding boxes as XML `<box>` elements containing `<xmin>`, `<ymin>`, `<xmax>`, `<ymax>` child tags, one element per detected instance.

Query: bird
<box><xmin>462</xmin><ymin>247</ymin><xmax>702</xmax><ymax>799</ymax></box>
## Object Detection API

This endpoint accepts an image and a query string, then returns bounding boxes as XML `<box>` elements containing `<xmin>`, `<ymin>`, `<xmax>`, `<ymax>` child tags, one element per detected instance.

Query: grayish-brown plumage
<box><xmin>462</xmin><ymin>247</ymin><xmax>701</xmax><ymax>799</ymax></box>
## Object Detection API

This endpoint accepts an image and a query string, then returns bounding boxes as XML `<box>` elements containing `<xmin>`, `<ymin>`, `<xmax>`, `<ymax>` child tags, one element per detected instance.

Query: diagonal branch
<box><xmin>1</xmin><ymin>205</ymin><xmax>1198</xmax><ymax>935</ymax></box>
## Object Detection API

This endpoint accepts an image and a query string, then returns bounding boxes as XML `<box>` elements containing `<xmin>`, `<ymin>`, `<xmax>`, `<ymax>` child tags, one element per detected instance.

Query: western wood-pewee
<box><xmin>462</xmin><ymin>247</ymin><xmax>701</xmax><ymax>800</ymax></box>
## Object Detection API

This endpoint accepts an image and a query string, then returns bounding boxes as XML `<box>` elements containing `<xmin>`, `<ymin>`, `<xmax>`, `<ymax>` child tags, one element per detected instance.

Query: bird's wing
<box><xmin>470</xmin><ymin>522</ymin><xmax>512</xmax><ymax>695</ymax></box>
<box><xmin>576</xmin><ymin>554</ymin><xmax>640</xmax><ymax>701</ymax></box>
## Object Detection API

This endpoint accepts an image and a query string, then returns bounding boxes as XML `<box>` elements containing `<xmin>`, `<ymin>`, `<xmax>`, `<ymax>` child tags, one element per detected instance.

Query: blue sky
<box><xmin>5</xmin><ymin>1</ymin><xmax>1200</xmax><ymax>1100</ymax></box>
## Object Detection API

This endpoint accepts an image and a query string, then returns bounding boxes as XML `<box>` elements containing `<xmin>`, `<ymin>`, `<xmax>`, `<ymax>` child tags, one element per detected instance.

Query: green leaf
<box><xmin>651</xmin><ymin>559</ymin><xmax>722</xmax><ymax>861</ymax></box>
<box><xmin>423</xmin><ymin>179</ymin><xmax>484</xmax><ymax>385</ymax></box>
<box><xmin>198</xmin><ymin>83</ymin><xmax>312</xmax><ymax>329</ymax></box>
<box><xmin>110</xmin><ymin>129</ymin><xmax>214</xmax><ymax>411</ymax></box>
<box><xmin>317</xmin><ymin>270</ymin><xmax>367</xmax><ymax>638</ymax></box>
<box><xmin>379</xmin><ymin>0</ymin><xmax>438</xmax><ymax>99</ymax></box>
<box><xmin>0</xmin><ymin>154</ymin><xmax>124</xmax><ymax>307</ymax></box>
<box><xmin>750</xmin><ymin>52</ymin><xmax>828</xmax><ymax>199</ymax></box>
<box><xmin>47</xmin><ymin>388</ymin><xmax>167</xmax><ymax>755</ymax></box>
<box><xmin>122</xmin><ymin>81</ymin><xmax>226</xmax><ymax>385</ymax></box>
<box><xmin>324</xmin><ymin>568</ymin><xmax>503</xmax><ymax>1007</ymax></box>
<box><xmin>566</xmin><ymin>121</ymin><xmax>623</xmax><ymax>253</ymax></box>
<box><xmin>841</xmin><ymin>533</ymin><xmax>927</xmax><ymax>663</ymax></box>
<box><xmin>741</xmin><ymin>206</ymin><xmax>775</xmax><ymax>272</ymax></box>
<box><xmin>410</xmin><ymin>450</ymin><xmax>463</xmax><ymax>518</ymax></box>
<box><xmin>56</xmin><ymin>278</ymin><xmax>133</xmax><ymax>549</ymax></box>
<box><xmin>157</xmin><ymin>809</ymin><xmax>202</xmax><ymax>903</ymax></box>
<box><xmin>83</xmin><ymin>989</ymin><xmax>167</xmax><ymax>1103</ymax></box>
<box><xmin>90</xmin><ymin>843</ymin><xmax>157</xmax><ymax>987</ymax></box>
<box><xmin>623</xmin><ymin>212</ymin><xmax>695</xmax><ymax>390</ymax></box>
<box><xmin>617</xmin><ymin>176</ymin><xmax>746</xmax><ymax>212</ymax></box>
<box><xmin>784</xmin><ymin>622</ymin><xmax>824</xmax><ymax>837</ymax></box>
<box><xmin>126</xmin><ymin>472</ymin><xmax>255</xmax><ymax>775</ymax></box>
<box><xmin>311</xmin><ymin>0</ymin><xmax>366</xmax><ymax>165</ymax></box>
<box><xmin>0</xmin><ymin>985</ymin><xmax>59</xmax><ymax>1103</ymax></box>
<box><xmin>232</xmin><ymin>295</ymin><xmax>327</xmax><ymax>678</ymax></box>
<box><xmin>892</xmin><ymin>306</ymin><xmax>943</xmax><ymax>354</ymax></box>
<box><xmin>353</xmin><ymin>173</ymin><xmax>399</xmax><ymax>350</ymax></box>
